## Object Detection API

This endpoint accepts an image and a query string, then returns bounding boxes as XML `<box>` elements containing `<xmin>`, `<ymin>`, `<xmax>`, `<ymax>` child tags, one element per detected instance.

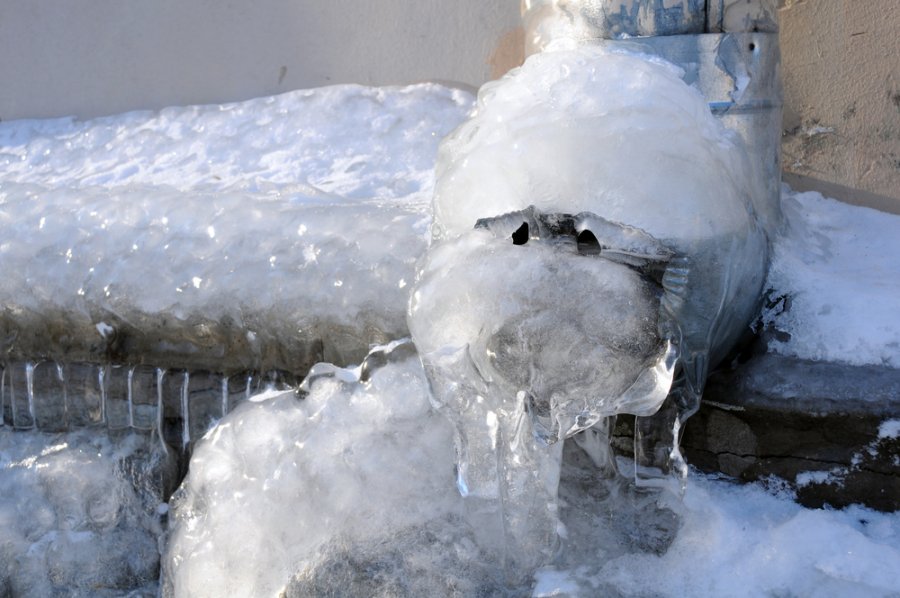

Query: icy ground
<box><xmin>1</xmin><ymin>81</ymin><xmax>898</xmax><ymax>596</ymax></box>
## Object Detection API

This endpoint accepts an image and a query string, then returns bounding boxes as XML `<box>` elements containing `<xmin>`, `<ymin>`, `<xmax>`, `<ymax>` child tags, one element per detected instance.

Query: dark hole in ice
<box><xmin>511</xmin><ymin>222</ymin><xmax>529</xmax><ymax>245</ymax></box>
<box><xmin>748</xmin><ymin>42</ymin><xmax>757</xmax><ymax>51</ymax></box>
<box><xmin>576</xmin><ymin>229</ymin><xmax>601</xmax><ymax>254</ymax></box>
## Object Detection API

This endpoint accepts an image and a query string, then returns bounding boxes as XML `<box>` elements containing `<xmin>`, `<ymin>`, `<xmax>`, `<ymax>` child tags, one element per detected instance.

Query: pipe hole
<box><xmin>577</xmin><ymin>229</ymin><xmax>601</xmax><ymax>254</ymax></box>
<box><xmin>748</xmin><ymin>42</ymin><xmax>757</xmax><ymax>52</ymax></box>
<box><xmin>511</xmin><ymin>222</ymin><xmax>529</xmax><ymax>245</ymax></box>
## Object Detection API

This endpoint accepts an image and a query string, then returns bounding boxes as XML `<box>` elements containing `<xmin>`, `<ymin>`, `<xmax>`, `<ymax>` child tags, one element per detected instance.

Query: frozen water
<box><xmin>162</xmin><ymin>342</ymin><xmax>497</xmax><ymax>596</ymax></box>
<box><xmin>410</xmin><ymin>45</ymin><xmax>769</xmax><ymax>574</ymax></box>
<box><xmin>0</xmin><ymin>84</ymin><xmax>472</xmax><ymax>373</ymax></box>
<box><xmin>762</xmin><ymin>186</ymin><xmax>900</xmax><ymax>367</ymax></box>
<box><xmin>0</xmin><ymin>56</ymin><xmax>896</xmax><ymax>597</ymax></box>
<box><xmin>0</xmin><ymin>428</ymin><xmax>171</xmax><ymax>596</ymax></box>
<box><xmin>165</xmin><ymin>346</ymin><xmax>900</xmax><ymax>597</ymax></box>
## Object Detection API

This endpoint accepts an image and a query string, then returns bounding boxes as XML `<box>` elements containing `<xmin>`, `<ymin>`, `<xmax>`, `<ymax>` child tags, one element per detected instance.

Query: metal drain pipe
<box><xmin>521</xmin><ymin>0</ymin><xmax>783</xmax><ymax>230</ymax></box>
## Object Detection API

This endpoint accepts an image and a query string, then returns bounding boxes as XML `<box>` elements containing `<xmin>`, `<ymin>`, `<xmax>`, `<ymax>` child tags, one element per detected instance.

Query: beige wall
<box><xmin>780</xmin><ymin>0</ymin><xmax>900</xmax><ymax>207</ymax></box>
<box><xmin>0</xmin><ymin>0</ymin><xmax>520</xmax><ymax>121</ymax></box>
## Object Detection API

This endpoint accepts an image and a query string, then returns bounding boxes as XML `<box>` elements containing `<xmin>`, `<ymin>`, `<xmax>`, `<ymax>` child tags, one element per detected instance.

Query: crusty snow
<box><xmin>764</xmin><ymin>187</ymin><xmax>900</xmax><ymax>367</ymax></box>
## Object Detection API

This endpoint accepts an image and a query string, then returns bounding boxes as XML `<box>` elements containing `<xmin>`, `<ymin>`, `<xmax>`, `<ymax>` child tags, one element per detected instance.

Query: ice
<box><xmin>164</xmin><ymin>347</ymin><xmax>900</xmax><ymax>596</ymax></box>
<box><xmin>162</xmin><ymin>341</ymin><xmax>504</xmax><ymax>596</ymax></box>
<box><xmin>0</xmin><ymin>84</ymin><xmax>473</xmax><ymax>375</ymax></box>
<box><xmin>0</xmin><ymin>428</ymin><xmax>171</xmax><ymax>596</ymax></box>
<box><xmin>0</xmin><ymin>84</ymin><xmax>471</xmax><ymax>200</ymax></box>
<box><xmin>409</xmin><ymin>45</ymin><xmax>769</xmax><ymax>575</ymax></box>
<box><xmin>0</xmin><ymin>51</ymin><xmax>896</xmax><ymax>595</ymax></box>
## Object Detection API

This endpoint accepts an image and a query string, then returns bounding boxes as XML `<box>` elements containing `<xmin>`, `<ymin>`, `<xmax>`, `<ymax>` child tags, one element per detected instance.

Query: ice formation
<box><xmin>410</xmin><ymin>45</ymin><xmax>769</xmax><ymax>574</ymax></box>
<box><xmin>164</xmin><ymin>344</ymin><xmax>900</xmax><ymax>597</ymax></box>
<box><xmin>0</xmin><ymin>59</ymin><xmax>896</xmax><ymax>597</ymax></box>
<box><xmin>0</xmin><ymin>428</ymin><xmax>170</xmax><ymax>596</ymax></box>
<box><xmin>162</xmin><ymin>342</ymin><xmax>502</xmax><ymax>596</ymax></box>
<box><xmin>0</xmin><ymin>84</ymin><xmax>472</xmax><ymax>377</ymax></box>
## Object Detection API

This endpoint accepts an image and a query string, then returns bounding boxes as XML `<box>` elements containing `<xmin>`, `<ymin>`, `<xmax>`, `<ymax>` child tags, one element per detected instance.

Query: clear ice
<box><xmin>0</xmin><ymin>428</ymin><xmax>171</xmax><ymax>596</ymax></box>
<box><xmin>409</xmin><ymin>45</ymin><xmax>769</xmax><ymax>576</ymax></box>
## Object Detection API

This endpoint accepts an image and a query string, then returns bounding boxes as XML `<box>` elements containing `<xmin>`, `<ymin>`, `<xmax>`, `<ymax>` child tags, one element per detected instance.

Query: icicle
<box><xmin>25</xmin><ymin>362</ymin><xmax>36</xmax><ymax>429</ymax></box>
<box><xmin>57</xmin><ymin>362</ymin><xmax>69</xmax><ymax>429</ymax></box>
<box><xmin>99</xmin><ymin>365</ymin><xmax>108</xmax><ymax>425</ymax></box>
<box><xmin>0</xmin><ymin>365</ymin><xmax>6</xmax><ymax>428</ymax></box>
<box><xmin>221</xmin><ymin>375</ymin><xmax>229</xmax><ymax>418</ymax></box>
<box><xmin>181</xmin><ymin>371</ymin><xmax>191</xmax><ymax>450</ymax></box>
<box><xmin>156</xmin><ymin>368</ymin><xmax>167</xmax><ymax>451</ymax></box>
<box><xmin>127</xmin><ymin>366</ymin><xmax>136</xmax><ymax>428</ymax></box>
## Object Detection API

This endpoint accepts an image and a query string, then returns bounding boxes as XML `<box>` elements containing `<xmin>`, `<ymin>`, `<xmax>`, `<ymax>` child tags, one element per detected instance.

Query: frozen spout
<box><xmin>522</xmin><ymin>0</ymin><xmax>784</xmax><ymax>233</ymax></box>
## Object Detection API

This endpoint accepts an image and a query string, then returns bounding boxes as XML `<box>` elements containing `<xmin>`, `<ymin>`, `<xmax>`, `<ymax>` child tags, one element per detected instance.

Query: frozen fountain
<box><xmin>4</xmin><ymin>1</ymin><xmax>898</xmax><ymax>596</ymax></box>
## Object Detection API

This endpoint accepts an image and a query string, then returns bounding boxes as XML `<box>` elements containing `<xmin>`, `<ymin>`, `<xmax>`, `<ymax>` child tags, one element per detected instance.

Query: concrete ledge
<box><xmin>683</xmin><ymin>353</ymin><xmax>900</xmax><ymax>511</ymax></box>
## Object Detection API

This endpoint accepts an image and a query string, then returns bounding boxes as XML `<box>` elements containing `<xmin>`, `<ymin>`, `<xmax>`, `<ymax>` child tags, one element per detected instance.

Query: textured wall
<box><xmin>780</xmin><ymin>0</ymin><xmax>900</xmax><ymax>205</ymax></box>
<box><xmin>0</xmin><ymin>0</ymin><xmax>520</xmax><ymax>121</ymax></box>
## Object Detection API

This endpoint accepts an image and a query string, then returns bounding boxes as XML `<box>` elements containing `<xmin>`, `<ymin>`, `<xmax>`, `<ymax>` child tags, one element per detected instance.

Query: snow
<box><xmin>763</xmin><ymin>187</ymin><xmax>900</xmax><ymax>367</ymax></box>
<box><xmin>0</xmin><ymin>84</ymin><xmax>471</xmax><ymax>200</ymax></box>
<box><xmin>879</xmin><ymin>420</ymin><xmax>900</xmax><ymax>440</ymax></box>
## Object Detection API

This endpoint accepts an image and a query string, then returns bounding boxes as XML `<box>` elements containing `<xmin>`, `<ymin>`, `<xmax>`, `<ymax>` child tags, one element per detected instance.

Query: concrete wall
<box><xmin>0</xmin><ymin>0</ymin><xmax>521</xmax><ymax>121</ymax></box>
<box><xmin>780</xmin><ymin>0</ymin><xmax>900</xmax><ymax>208</ymax></box>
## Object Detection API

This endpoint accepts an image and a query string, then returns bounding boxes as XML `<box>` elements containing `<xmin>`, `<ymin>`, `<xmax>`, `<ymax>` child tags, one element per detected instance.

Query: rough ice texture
<box><xmin>0</xmin><ymin>429</ymin><xmax>169</xmax><ymax>596</ymax></box>
<box><xmin>762</xmin><ymin>186</ymin><xmax>900</xmax><ymax>367</ymax></box>
<box><xmin>0</xmin><ymin>84</ymin><xmax>473</xmax><ymax>372</ymax></box>
<box><xmin>165</xmin><ymin>349</ymin><xmax>900</xmax><ymax>597</ymax></box>
<box><xmin>162</xmin><ymin>344</ymin><xmax>489</xmax><ymax>597</ymax></box>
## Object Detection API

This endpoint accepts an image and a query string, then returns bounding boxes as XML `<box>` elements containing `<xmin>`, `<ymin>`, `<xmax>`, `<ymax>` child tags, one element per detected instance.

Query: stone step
<box><xmin>683</xmin><ymin>353</ymin><xmax>900</xmax><ymax>511</ymax></box>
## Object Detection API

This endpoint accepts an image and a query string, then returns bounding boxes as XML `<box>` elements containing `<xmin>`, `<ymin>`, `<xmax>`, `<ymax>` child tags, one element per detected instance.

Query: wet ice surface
<box><xmin>0</xmin><ymin>428</ymin><xmax>169</xmax><ymax>596</ymax></box>
<box><xmin>166</xmin><ymin>348</ymin><xmax>900</xmax><ymax>597</ymax></box>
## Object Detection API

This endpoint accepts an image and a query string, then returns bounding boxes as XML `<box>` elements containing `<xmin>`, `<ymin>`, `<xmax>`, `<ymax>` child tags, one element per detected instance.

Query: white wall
<box><xmin>0</xmin><ymin>0</ymin><xmax>521</xmax><ymax>121</ymax></box>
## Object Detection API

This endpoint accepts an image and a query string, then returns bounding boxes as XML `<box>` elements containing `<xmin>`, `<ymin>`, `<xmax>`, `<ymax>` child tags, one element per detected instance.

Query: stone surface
<box><xmin>684</xmin><ymin>353</ymin><xmax>900</xmax><ymax>511</ymax></box>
